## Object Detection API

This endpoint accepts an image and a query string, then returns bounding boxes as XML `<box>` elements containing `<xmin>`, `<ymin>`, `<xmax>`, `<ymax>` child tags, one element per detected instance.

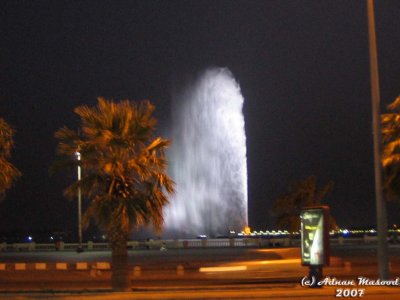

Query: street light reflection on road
<box><xmin>199</xmin><ymin>266</ymin><xmax>248</xmax><ymax>273</ymax></box>
<box><xmin>199</xmin><ymin>256</ymin><xmax>303</xmax><ymax>274</ymax></box>
<box><xmin>259</xmin><ymin>258</ymin><xmax>301</xmax><ymax>265</ymax></box>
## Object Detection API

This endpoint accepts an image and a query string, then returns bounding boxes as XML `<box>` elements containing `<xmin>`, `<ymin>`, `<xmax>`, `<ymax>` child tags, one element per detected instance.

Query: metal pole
<box><xmin>366</xmin><ymin>0</ymin><xmax>389</xmax><ymax>279</ymax></box>
<box><xmin>76</xmin><ymin>151</ymin><xmax>83</xmax><ymax>253</ymax></box>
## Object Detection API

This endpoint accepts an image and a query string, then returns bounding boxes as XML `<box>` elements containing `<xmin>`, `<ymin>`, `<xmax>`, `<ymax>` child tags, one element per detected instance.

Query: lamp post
<box><xmin>76</xmin><ymin>151</ymin><xmax>83</xmax><ymax>253</ymax></box>
<box><xmin>367</xmin><ymin>0</ymin><xmax>389</xmax><ymax>279</ymax></box>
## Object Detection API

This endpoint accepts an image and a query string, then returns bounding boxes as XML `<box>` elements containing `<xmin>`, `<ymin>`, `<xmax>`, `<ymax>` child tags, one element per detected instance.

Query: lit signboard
<box><xmin>300</xmin><ymin>206</ymin><xmax>330</xmax><ymax>266</ymax></box>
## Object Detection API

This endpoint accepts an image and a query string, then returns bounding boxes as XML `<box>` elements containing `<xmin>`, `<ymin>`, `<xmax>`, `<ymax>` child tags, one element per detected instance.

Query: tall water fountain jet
<box><xmin>164</xmin><ymin>67</ymin><xmax>248</xmax><ymax>237</ymax></box>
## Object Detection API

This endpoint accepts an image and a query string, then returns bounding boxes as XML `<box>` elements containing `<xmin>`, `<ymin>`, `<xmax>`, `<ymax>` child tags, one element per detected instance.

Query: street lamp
<box><xmin>367</xmin><ymin>0</ymin><xmax>389</xmax><ymax>279</ymax></box>
<box><xmin>76</xmin><ymin>151</ymin><xmax>83</xmax><ymax>253</ymax></box>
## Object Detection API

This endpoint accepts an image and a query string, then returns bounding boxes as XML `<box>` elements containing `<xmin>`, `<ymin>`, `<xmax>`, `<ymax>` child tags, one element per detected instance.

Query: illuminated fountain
<box><xmin>164</xmin><ymin>67</ymin><xmax>248</xmax><ymax>237</ymax></box>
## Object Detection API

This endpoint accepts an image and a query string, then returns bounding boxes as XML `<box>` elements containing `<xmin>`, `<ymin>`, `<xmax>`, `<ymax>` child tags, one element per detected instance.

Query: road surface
<box><xmin>1</xmin><ymin>245</ymin><xmax>400</xmax><ymax>298</ymax></box>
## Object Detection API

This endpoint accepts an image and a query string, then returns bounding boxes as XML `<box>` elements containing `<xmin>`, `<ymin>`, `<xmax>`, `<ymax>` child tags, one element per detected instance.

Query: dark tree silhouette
<box><xmin>54</xmin><ymin>98</ymin><xmax>174</xmax><ymax>291</ymax></box>
<box><xmin>0</xmin><ymin>118</ymin><xmax>20</xmax><ymax>199</ymax></box>
<box><xmin>382</xmin><ymin>96</ymin><xmax>400</xmax><ymax>200</ymax></box>
<box><xmin>272</xmin><ymin>176</ymin><xmax>337</xmax><ymax>232</ymax></box>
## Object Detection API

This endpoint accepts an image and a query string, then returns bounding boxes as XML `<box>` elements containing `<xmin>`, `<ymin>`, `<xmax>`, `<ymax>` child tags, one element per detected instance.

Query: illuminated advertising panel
<box><xmin>300</xmin><ymin>206</ymin><xmax>330</xmax><ymax>266</ymax></box>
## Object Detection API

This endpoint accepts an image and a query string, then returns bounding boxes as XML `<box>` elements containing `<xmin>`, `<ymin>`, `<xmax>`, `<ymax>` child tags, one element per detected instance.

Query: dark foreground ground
<box><xmin>1</xmin><ymin>245</ymin><xmax>400</xmax><ymax>299</ymax></box>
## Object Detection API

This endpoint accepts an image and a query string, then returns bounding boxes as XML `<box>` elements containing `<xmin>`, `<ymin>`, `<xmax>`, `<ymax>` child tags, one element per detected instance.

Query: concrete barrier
<box><xmin>133</xmin><ymin>266</ymin><xmax>141</xmax><ymax>277</ymax></box>
<box><xmin>0</xmin><ymin>262</ymin><xmax>110</xmax><ymax>272</ymax></box>
<box><xmin>96</xmin><ymin>262</ymin><xmax>110</xmax><ymax>270</ymax></box>
<box><xmin>177</xmin><ymin>264</ymin><xmax>184</xmax><ymax>276</ymax></box>
<box><xmin>56</xmin><ymin>263</ymin><xmax>68</xmax><ymax>270</ymax></box>
<box><xmin>36</xmin><ymin>243</ymin><xmax>56</xmax><ymax>251</ymax></box>
<box><xmin>76</xmin><ymin>262</ymin><xmax>88</xmax><ymax>270</ymax></box>
<box><xmin>127</xmin><ymin>241</ymin><xmax>139</xmax><ymax>249</ymax></box>
<box><xmin>89</xmin><ymin>264</ymin><xmax>102</xmax><ymax>277</ymax></box>
<box><xmin>0</xmin><ymin>236</ymin><xmax>390</xmax><ymax>252</ymax></box>
<box><xmin>35</xmin><ymin>263</ymin><xmax>46</xmax><ymax>270</ymax></box>
<box><xmin>364</xmin><ymin>235</ymin><xmax>378</xmax><ymax>244</ymax></box>
<box><xmin>15</xmin><ymin>263</ymin><xmax>26</xmax><ymax>270</ymax></box>
<box><xmin>92</xmin><ymin>243</ymin><xmax>108</xmax><ymax>250</ymax></box>
<box><xmin>172</xmin><ymin>240</ymin><xmax>180</xmax><ymax>248</ymax></box>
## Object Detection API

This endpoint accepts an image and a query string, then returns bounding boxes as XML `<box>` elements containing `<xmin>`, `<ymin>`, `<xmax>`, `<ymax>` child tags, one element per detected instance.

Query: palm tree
<box><xmin>272</xmin><ymin>176</ymin><xmax>337</xmax><ymax>232</ymax></box>
<box><xmin>381</xmin><ymin>96</ymin><xmax>400</xmax><ymax>199</ymax></box>
<box><xmin>54</xmin><ymin>98</ymin><xmax>174</xmax><ymax>291</ymax></box>
<box><xmin>0</xmin><ymin>118</ymin><xmax>21</xmax><ymax>199</ymax></box>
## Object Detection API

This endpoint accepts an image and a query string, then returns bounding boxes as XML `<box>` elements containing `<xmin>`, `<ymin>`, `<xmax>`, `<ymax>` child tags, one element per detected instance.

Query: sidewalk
<box><xmin>1</xmin><ymin>284</ymin><xmax>400</xmax><ymax>299</ymax></box>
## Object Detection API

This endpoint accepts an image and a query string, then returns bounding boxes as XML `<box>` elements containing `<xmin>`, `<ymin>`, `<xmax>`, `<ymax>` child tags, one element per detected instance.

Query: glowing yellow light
<box><xmin>244</xmin><ymin>226</ymin><xmax>251</xmax><ymax>235</ymax></box>
<box><xmin>199</xmin><ymin>266</ymin><xmax>247</xmax><ymax>272</ymax></box>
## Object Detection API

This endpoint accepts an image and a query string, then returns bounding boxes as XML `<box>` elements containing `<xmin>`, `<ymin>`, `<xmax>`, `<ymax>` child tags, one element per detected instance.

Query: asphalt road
<box><xmin>1</xmin><ymin>245</ymin><xmax>400</xmax><ymax>298</ymax></box>
<box><xmin>2</xmin><ymin>285</ymin><xmax>400</xmax><ymax>300</ymax></box>
<box><xmin>1</xmin><ymin>244</ymin><xmax>400</xmax><ymax>272</ymax></box>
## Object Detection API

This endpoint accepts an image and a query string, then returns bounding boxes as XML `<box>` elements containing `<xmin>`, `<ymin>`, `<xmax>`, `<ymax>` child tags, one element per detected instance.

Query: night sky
<box><xmin>1</xmin><ymin>1</ymin><xmax>400</xmax><ymax>236</ymax></box>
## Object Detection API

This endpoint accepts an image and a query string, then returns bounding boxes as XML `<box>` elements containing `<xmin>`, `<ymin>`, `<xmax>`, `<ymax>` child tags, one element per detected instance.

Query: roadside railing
<box><xmin>0</xmin><ymin>235</ymin><xmax>388</xmax><ymax>252</ymax></box>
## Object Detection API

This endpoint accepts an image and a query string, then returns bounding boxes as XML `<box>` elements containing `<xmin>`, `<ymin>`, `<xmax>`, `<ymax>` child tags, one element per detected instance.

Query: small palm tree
<box><xmin>0</xmin><ymin>118</ymin><xmax>21</xmax><ymax>199</ymax></box>
<box><xmin>382</xmin><ymin>96</ymin><xmax>400</xmax><ymax>199</ymax></box>
<box><xmin>272</xmin><ymin>176</ymin><xmax>337</xmax><ymax>232</ymax></box>
<box><xmin>54</xmin><ymin>98</ymin><xmax>174</xmax><ymax>291</ymax></box>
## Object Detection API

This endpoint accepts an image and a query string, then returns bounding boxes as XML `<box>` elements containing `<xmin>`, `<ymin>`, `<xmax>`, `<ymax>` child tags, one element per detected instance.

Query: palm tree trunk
<box><xmin>110</xmin><ymin>231</ymin><xmax>130</xmax><ymax>291</ymax></box>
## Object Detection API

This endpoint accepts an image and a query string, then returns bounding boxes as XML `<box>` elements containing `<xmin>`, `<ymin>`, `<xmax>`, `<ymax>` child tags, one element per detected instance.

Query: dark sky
<box><xmin>1</xmin><ymin>0</ymin><xmax>400</xmax><ymax>235</ymax></box>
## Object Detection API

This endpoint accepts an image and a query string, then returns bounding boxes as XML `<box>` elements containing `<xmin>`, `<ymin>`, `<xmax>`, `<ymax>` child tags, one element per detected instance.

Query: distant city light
<box><xmin>7</xmin><ymin>227</ymin><xmax>390</xmax><ymax>245</ymax></box>
<box><xmin>244</xmin><ymin>226</ymin><xmax>251</xmax><ymax>235</ymax></box>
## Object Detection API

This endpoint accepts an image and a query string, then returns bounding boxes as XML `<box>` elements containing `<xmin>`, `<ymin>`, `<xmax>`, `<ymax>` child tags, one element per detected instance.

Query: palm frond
<box><xmin>0</xmin><ymin>118</ymin><xmax>16</xmax><ymax>158</ymax></box>
<box><xmin>0</xmin><ymin>118</ymin><xmax>20</xmax><ymax>197</ymax></box>
<box><xmin>387</xmin><ymin>95</ymin><xmax>400</xmax><ymax>111</ymax></box>
<box><xmin>54</xmin><ymin>98</ymin><xmax>175</xmax><ymax>239</ymax></box>
<box><xmin>381</xmin><ymin>95</ymin><xmax>400</xmax><ymax>200</ymax></box>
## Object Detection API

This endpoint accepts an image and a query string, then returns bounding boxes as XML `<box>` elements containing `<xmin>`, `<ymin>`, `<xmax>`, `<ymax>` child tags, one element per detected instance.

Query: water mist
<box><xmin>164</xmin><ymin>68</ymin><xmax>248</xmax><ymax>237</ymax></box>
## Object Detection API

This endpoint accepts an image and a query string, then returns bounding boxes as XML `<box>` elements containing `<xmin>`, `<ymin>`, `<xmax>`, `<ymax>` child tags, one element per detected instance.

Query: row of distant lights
<box><xmin>237</xmin><ymin>228</ymin><xmax>400</xmax><ymax>237</ymax></box>
<box><xmin>24</xmin><ymin>235</ymin><xmax>107</xmax><ymax>242</ymax></box>
<box><xmin>23</xmin><ymin>228</ymin><xmax>399</xmax><ymax>242</ymax></box>
<box><xmin>332</xmin><ymin>228</ymin><xmax>400</xmax><ymax>235</ymax></box>
<box><xmin>237</xmin><ymin>230</ymin><xmax>291</xmax><ymax>236</ymax></box>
